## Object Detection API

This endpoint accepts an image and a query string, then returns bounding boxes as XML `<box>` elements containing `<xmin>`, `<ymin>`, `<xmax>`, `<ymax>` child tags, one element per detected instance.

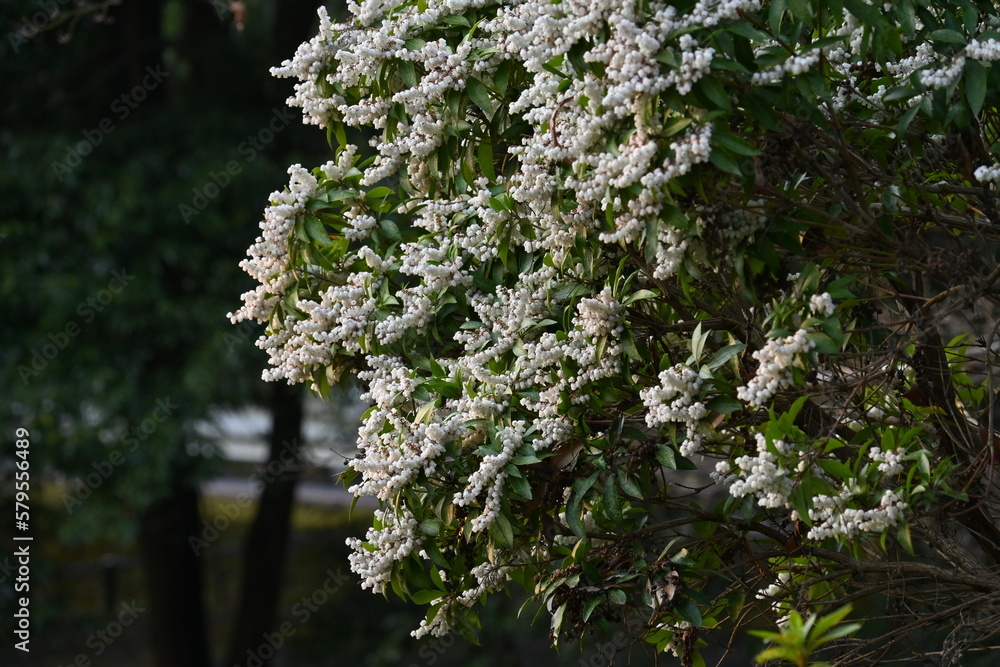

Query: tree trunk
<box><xmin>138</xmin><ymin>472</ymin><xmax>211</xmax><ymax>667</ymax></box>
<box><xmin>226</xmin><ymin>382</ymin><xmax>304</xmax><ymax>667</ymax></box>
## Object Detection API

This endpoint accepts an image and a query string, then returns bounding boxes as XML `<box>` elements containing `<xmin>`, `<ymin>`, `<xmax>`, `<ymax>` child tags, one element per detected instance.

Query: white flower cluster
<box><xmin>411</xmin><ymin>562</ymin><xmax>510</xmax><ymax>638</ymax></box>
<box><xmin>723</xmin><ymin>435</ymin><xmax>911</xmax><ymax>543</ymax></box>
<box><xmin>659</xmin><ymin>620</ymin><xmax>693</xmax><ymax>659</ymax></box>
<box><xmin>750</xmin><ymin>50</ymin><xmax>821</xmax><ymax>85</ymax></box>
<box><xmin>229</xmin><ymin>164</ymin><xmax>318</xmax><ymax>326</ymax></box>
<box><xmin>252</xmin><ymin>0</ymin><xmax>774</xmax><ymax>619</ymax></box>
<box><xmin>576</xmin><ymin>288</ymin><xmax>624</xmax><ymax>338</ymax></box>
<box><xmin>919</xmin><ymin>54</ymin><xmax>966</xmax><ymax>90</ymax></box>
<box><xmin>266</xmin><ymin>272</ymin><xmax>379</xmax><ymax>385</ymax></box>
<box><xmin>349</xmin><ymin>356</ymin><xmax>455</xmax><ymax>501</ymax></box>
<box><xmin>346</xmin><ymin>507</ymin><xmax>420</xmax><ymax>590</ymax></box>
<box><xmin>736</xmin><ymin>329</ymin><xmax>815</xmax><ymax>407</ymax></box>
<box><xmin>755</xmin><ymin>571</ymin><xmax>793</xmax><ymax>627</ymax></box>
<box><xmin>553</xmin><ymin>509</ymin><xmax>600</xmax><ymax>546</ymax></box>
<box><xmin>235</xmin><ymin>0</ymin><xmax>974</xmax><ymax>630</ymax></box>
<box><xmin>967</xmin><ymin>37</ymin><xmax>1000</xmax><ymax>61</ymax></box>
<box><xmin>726</xmin><ymin>433</ymin><xmax>795</xmax><ymax>509</ymax></box>
<box><xmin>975</xmin><ymin>164</ymin><xmax>1000</xmax><ymax>183</ymax></box>
<box><xmin>640</xmin><ymin>364</ymin><xmax>707</xmax><ymax>456</ymax></box>
<box><xmin>513</xmin><ymin>283</ymin><xmax>625</xmax><ymax>431</ymax></box>
<box><xmin>704</xmin><ymin>200</ymin><xmax>768</xmax><ymax>245</ymax></box>
<box><xmin>867</xmin><ymin>446</ymin><xmax>905</xmax><ymax>476</ymax></box>
<box><xmin>756</xmin><ymin>570</ymin><xmax>791</xmax><ymax>602</ymax></box>
<box><xmin>809</xmin><ymin>292</ymin><xmax>835</xmax><ymax>317</ymax></box>
<box><xmin>454</xmin><ymin>421</ymin><xmax>526</xmax><ymax>531</ymax></box>
<box><xmin>808</xmin><ymin>488</ymin><xmax>907</xmax><ymax>541</ymax></box>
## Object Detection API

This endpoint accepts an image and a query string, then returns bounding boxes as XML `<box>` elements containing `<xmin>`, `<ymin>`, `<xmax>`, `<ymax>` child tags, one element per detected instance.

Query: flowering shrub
<box><xmin>233</xmin><ymin>0</ymin><xmax>1000</xmax><ymax>663</ymax></box>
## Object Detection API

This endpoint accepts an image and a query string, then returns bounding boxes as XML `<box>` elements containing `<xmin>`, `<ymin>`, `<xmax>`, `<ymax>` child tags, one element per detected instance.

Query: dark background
<box><xmin>0</xmin><ymin>1</ymin><xmax>654</xmax><ymax>666</ymax></box>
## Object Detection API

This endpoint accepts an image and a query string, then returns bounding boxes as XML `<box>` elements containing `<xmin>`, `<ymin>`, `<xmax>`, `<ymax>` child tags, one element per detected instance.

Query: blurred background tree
<box><xmin>0</xmin><ymin>2</ymin><xmax>651</xmax><ymax>666</ymax></box>
<box><xmin>1</xmin><ymin>1</ymin><xmax>327</xmax><ymax>664</ymax></box>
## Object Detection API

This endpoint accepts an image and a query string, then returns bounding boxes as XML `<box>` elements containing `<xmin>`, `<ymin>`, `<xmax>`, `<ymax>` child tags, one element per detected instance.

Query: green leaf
<box><xmin>603</xmin><ymin>477</ymin><xmax>623</xmax><ymax>523</ymax></box>
<box><xmin>817</xmin><ymin>458</ymin><xmax>853</xmax><ymax>482</ymax></box>
<box><xmin>966</xmin><ymin>59</ymin><xmax>987</xmax><ymax>116</ymax></box>
<box><xmin>442</xmin><ymin>14</ymin><xmax>471</xmax><ymax>27</ymax></box>
<box><xmin>768</xmin><ymin>0</ymin><xmax>787</xmax><ymax>33</ymax></box>
<box><xmin>710</xmin><ymin>57</ymin><xmax>752</xmax><ymax>74</ymax></box>
<box><xmin>662</xmin><ymin>116</ymin><xmax>693</xmax><ymax>138</ymax></box>
<box><xmin>808</xmin><ymin>332</ymin><xmax>840</xmax><ymax>355</ymax></box>
<box><xmin>786</xmin><ymin>0</ymin><xmax>813</xmax><ymax>23</ymax></box>
<box><xmin>895</xmin><ymin>1</ymin><xmax>916</xmax><ymax>35</ymax></box>
<box><xmin>617</xmin><ymin>470</ymin><xmax>644</xmax><ymax>499</ymax></box>
<box><xmin>709</xmin><ymin>147</ymin><xmax>744</xmax><ymax>176</ymax></box>
<box><xmin>655</xmin><ymin>48</ymin><xmax>678</xmax><ymax>68</ymax></box>
<box><xmin>694</xmin><ymin>76</ymin><xmax>732</xmax><ymax>111</ymax></box>
<box><xmin>495</xmin><ymin>60</ymin><xmax>511</xmax><ymax>96</ymax></box>
<box><xmin>366</xmin><ymin>186</ymin><xmax>395</xmax><ymax>200</ymax></box>
<box><xmin>304</xmin><ymin>215</ymin><xmax>334</xmax><ymax>246</ymax></box>
<box><xmin>551</xmin><ymin>603</ymin><xmax>567</xmax><ymax>643</ymax></box>
<box><xmin>430</xmin><ymin>565</ymin><xmax>447</xmax><ymax>591</ymax></box>
<box><xmin>326</xmin><ymin>188</ymin><xmax>359</xmax><ymax>201</ymax></box>
<box><xmin>690</xmin><ymin>322</ymin><xmax>706</xmax><ymax>363</ymax></box>
<box><xmin>398</xmin><ymin>60</ymin><xmax>417</xmax><ymax>88</ymax></box>
<box><xmin>655</xmin><ymin>444</ymin><xmax>677</xmax><ymax>469</ymax></box>
<box><xmin>713</xmin><ymin>132</ymin><xmax>760</xmax><ymax>157</ymax></box>
<box><xmin>566</xmin><ymin>471</ymin><xmax>600</xmax><ymax>537</ymax></box>
<box><xmin>419</xmin><ymin>518</ymin><xmax>443</xmax><ymax>535</ymax></box>
<box><xmin>582</xmin><ymin>595</ymin><xmax>602</xmax><ymax>622</ymax></box>
<box><xmin>622</xmin><ymin>288</ymin><xmax>658</xmax><ymax>306</ymax></box>
<box><xmin>705</xmin><ymin>395</ymin><xmax>743</xmax><ymax>414</ymax></box>
<box><xmin>896</xmin><ymin>101</ymin><xmax>922</xmax><ymax>135</ymax></box>
<box><xmin>671</xmin><ymin>548</ymin><xmax>698</xmax><ymax>567</ymax></box>
<box><xmin>897</xmin><ymin>522</ymin><xmax>915</xmax><ymax>555</ymax></box>
<box><xmin>509</xmin><ymin>472</ymin><xmax>533</xmax><ymax>500</ymax></box>
<box><xmin>882</xmin><ymin>86</ymin><xmax>918</xmax><ymax>103</ymax></box>
<box><xmin>477</xmin><ymin>142</ymin><xmax>496</xmax><ymax>181</ymax></box>
<box><xmin>490</xmin><ymin>510</ymin><xmax>515</xmax><ymax>547</ymax></box>
<box><xmin>594</xmin><ymin>335</ymin><xmax>608</xmax><ymax>363</ymax></box>
<box><xmin>676</xmin><ymin>598</ymin><xmax>703</xmax><ymax>626</ymax></box>
<box><xmin>803</xmin><ymin>34</ymin><xmax>848</xmax><ymax>52</ymax></box>
<box><xmin>726</xmin><ymin>22</ymin><xmax>771</xmax><ymax>43</ymax></box>
<box><xmin>744</xmin><ymin>91</ymin><xmax>782</xmax><ymax>131</ymax></box>
<box><xmin>379</xmin><ymin>218</ymin><xmax>403</xmax><ymax>242</ymax></box>
<box><xmin>620</xmin><ymin>328</ymin><xmax>642</xmax><ymax>360</ymax></box>
<box><xmin>467</xmin><ymin>77</ymin><xmax>495</xmax><ymax>116</ymax></box>
<box><xmin>929</xmin><ymin>28</ymin><xmax>967</xmax><ymax>45</ymax></box>
<box><xmin>414</xmin><ymin>400</ymin><xmax>437</xmax><ymax>424</ymax></box>
<box><xmin>727</xmin><ymin>589</ymin><xmax>745</xmax><ymax>623</ymax></box>
<box><xmin>843</xmin><ymin>0</ymin><xmax>889</xmax><ymax>27</ymax></box>
<box><xmin>607</xmin><ymin>589</ymin><xmax>627</xmax><ymax>606</ymax></box>
<box><xmin>707</xmin><ymin>343</ymin><xmax>746</xmax><ymax>369</ymax></box>
<box><xmin>412</xmin><ymin>589</ymin><xmax>444</xmax><ymax>604</ymax></box>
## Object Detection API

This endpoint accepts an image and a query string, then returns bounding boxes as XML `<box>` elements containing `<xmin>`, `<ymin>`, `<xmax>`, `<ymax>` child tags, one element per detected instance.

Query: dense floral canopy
<box><xmin>233</xmin><ymin>0</ymin><xmax>1000</xmax><ymax>663</ymax></box>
